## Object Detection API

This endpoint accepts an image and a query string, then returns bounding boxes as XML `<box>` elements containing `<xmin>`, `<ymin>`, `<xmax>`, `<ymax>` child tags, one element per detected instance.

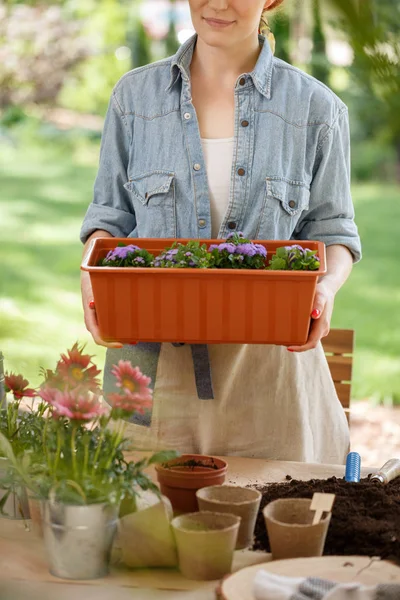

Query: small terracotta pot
<box><xmin>263</xmin><ymin>498</ymin><xmax>331</xmax><ymax>560</ymax></box>
<box><xmin>155</xmin><ymin>454</ymin><xmax>227</xmax><ymax>514</ymax></box>
<box><xmin>196</xmin><ymin>485</ymin><xmax>261</xmax><ymax>549</ymax></box>
<box><xmin>171</xmin><ymin>511</ymin><xmax>240</xmax><ymax>581</ymax></box>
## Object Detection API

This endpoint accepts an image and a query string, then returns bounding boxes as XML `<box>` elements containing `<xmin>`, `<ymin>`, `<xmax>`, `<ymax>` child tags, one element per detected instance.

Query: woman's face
<box><xmin>189</xmin><ymin>0</ymin><xmax>272</xmax><ymax>47</ymax></box>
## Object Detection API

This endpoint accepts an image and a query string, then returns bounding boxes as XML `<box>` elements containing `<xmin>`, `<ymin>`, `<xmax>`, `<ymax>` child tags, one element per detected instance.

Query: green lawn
<box><xmin>1</xmin><ymin>131</ymin><xmax>399</xmax><ymax>401</ymax></box>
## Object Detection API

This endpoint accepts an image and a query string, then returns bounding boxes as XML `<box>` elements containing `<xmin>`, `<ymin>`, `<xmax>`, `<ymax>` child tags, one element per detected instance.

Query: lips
<box><xmin>203</xmin><ymin>17</ymin><xmax>235</xmax><ymax>25</ymax></box>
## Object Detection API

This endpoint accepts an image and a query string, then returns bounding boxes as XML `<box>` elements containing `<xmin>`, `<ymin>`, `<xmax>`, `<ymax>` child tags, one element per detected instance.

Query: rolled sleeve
<box><xmin>294</xmin><ymin>108</ymin><xmax>362</xmax><ymax>263</ymax></box>
<box><xmin>80</xmin><ymin>92</ymin><xmax>136</xmax><ymax>244</ymax></box>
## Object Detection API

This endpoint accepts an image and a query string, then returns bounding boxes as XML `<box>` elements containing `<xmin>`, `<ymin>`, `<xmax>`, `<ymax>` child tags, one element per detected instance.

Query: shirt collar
<box><xmin>166</xmin><ymin>33</ymin><xmax>274</xmax><ymax>100</ymax></box>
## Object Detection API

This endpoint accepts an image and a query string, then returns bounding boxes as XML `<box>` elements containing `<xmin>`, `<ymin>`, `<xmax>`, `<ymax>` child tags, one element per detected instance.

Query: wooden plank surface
<box><xmin>325</xmin><ymin>355</ymin><xmax>353</xmax><ymax>382</ymax></box>
<box><xmin>322</xmin><ymin>329</ymin><xmax>354</xmax><ymax>355</ymax></box>
<box><xmin>334</xmin><ymin>382</ymin><xmax>351</xmax><ymax>409</ymax></box>
<box><xmin>0</xmin><ymin>456</ymin><xmax>375</xmax><ymax>597</ymax></box>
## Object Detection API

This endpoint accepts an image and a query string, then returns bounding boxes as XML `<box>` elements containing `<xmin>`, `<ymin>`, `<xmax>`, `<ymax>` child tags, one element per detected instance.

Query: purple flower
<box><xmin>285</xmin><ymin>245</ymin><xmax>305</xmax><ymax>254</ymax></box>
<box><xmin>236</xmin><ymin>243</ymin><xmax>257</xmax><ymax>257</ymax></box>
<box><xmin>106</xmin><ymin>245</ymin><xmax>141</xmax><ymax>260</ymax></box>
<box><xmin>185</xmin><ymin>252</ymin><xmax>192</xmax><ymax>257</ymax></box>
<box><xmin>226</xmin><ymin>231</ymin><xmax>245</xmax><ymax>240</ymax></box>
<box><xmin>209</xmin><ymin>244</ymin><xmax>218</xmax><ymax>251</ymax></box>
<box><xmin>218</xmin><ymin>243</ymin><xmax>237</xmax><ymax>253</ymax></box>
<box><xmin>254</xmin><ymin>244</ymin><xmax>267</xmax><ymax>257</ymax></box>
<box><xmin>134</xmin><ymin>257</ymin><xmax>145</xmax><ymax>264</ymax></box>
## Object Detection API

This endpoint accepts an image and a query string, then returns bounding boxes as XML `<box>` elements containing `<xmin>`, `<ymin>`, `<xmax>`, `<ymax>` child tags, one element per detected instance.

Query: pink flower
<box><xmin>40</xmin><ymin>388</ymin><xmax>107</xmax><ymax>422</ymax></box>
<box><xmin>111</xmin><ymin>361</ymin><xmax>152</xmax><ymax>396</ymax></box>
<box><xmin>108</xmin><ymin>390</ymin><xmax>153</xmax><ymax>415</ymax></box>
<box><xmin>56</xmin><ymin>342</ymin><xmax>101</xmax><ymax>392</ymax></box>
<box><xmin>5</xmin><ymin>372</ymin><xmax>36</xmax><ymax>400</ymax></box>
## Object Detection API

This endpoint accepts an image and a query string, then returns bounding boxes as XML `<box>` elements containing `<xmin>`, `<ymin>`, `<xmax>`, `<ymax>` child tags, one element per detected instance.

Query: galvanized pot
<box><xmin>42</xmin><ymin>500</ymin><xmax>119</xmax><ymax>579</ymax></box>
<box><xmin>0</xmin><ymin>457</ymin><xmax>30</xmax><ymax>520</ymax></box>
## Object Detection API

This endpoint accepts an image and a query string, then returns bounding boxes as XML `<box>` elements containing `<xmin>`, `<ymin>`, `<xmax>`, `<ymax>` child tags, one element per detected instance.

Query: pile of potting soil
<box><xmin>251</xmin><ymin>475</ymin><xmax>400</xmax><ymax>563</ymax></box>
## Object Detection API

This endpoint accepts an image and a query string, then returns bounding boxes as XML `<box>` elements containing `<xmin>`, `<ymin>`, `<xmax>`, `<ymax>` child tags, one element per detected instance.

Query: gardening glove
<box><xmin>253</xmin><ymin>570</ymin><xmax>400</xmax><ymax>600</ymax></box>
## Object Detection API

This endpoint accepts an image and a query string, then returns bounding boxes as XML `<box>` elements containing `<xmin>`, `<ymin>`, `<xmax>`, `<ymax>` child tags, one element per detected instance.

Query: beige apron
<box><xmin>119</xmin><ymin>342</ymin><xmax>350</xmax><ymax>465</ymax></box>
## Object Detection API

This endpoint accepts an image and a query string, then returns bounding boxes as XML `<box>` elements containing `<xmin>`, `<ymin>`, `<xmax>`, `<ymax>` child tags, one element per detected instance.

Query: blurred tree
<box><xmin>165</xmin><ymin>0</ymin><xmax>180</xmax><ymax>56</ymax></box>
<box><xmin>328</xmin><ymin>0</ymin><xmax>400</xmax><ymax>180</ymax></box>
<box><xmin>128</xmin><ymin>19</ymin><xmax>152</xmax><ymax>68</ymax></box>
<box><xmin>272</xmin><ymin>10</ymin><xmax>290</xmax><ymax>63</ymax></box>
<box><xmin>0</xmin><ymin>3</ymin><xmax>89</xmax><ymax>108</ymax></box>
<box><xmin>310</xmin><ymin>0</ymin><xmax>331</xmax><ymax>85</ymax></box>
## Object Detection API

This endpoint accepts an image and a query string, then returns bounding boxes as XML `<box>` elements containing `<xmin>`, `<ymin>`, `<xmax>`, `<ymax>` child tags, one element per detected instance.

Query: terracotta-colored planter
<box><xmin>155</xmin><ymin>454</ymin><xmax>228</xmax><ymax>514</ymax></box>
<box><xmin>81</xmin><ymin>237</ymin><xmax>326</xmax><ymax>346</ymax></box>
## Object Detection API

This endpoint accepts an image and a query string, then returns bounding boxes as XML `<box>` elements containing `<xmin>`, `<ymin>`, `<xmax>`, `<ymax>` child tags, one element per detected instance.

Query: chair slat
<box><xmin>322</xmin><ymin>329</ymin><xmax>354</xmax><ymax>355</ymax></box>
<box><xmin>333</xmin><ymin>382</ymin><xmax>351</xmax><ymax>409</ymax></box>
<box><xmin>326</xmin><ymin>355</ymin><xmax>353</xmax><ymax>382</ymax></box>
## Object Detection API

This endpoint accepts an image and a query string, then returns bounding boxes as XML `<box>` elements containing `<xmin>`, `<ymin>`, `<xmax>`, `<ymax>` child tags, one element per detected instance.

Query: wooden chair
<box><xmin>321</xmin><ymin>328</ymin><xmax>355</xmax><ymax>423</ymax></box>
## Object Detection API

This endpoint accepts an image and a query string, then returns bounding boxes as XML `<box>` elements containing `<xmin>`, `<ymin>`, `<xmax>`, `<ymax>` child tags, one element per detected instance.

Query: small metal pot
<box><xmin>42</xmin><ymin>500</ymin><xmax>119</xmax><ymax>579</ymax></box>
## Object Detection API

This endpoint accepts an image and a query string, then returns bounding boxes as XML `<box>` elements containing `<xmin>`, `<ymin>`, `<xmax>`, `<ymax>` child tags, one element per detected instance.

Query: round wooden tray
<box><xmin>219</xmin><ymin>556</ymin><xmax>400</xmax><ymax>600</ymax></box>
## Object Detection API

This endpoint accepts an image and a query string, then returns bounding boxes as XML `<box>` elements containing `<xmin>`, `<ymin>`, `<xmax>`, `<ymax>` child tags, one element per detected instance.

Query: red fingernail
<box><xmin>89</xmin><ymin>301</ymin><xmax>95</xmax><ymax>310</ymax></box>
<box><xmin>287</xmin><ymin>348</ymin><xmax>294</xmax><ymax>352</ymax></box>
<box><xmin>311</xmin><ymin>309</ymin><xmax>320</xmax><ymax>318</ymax></box>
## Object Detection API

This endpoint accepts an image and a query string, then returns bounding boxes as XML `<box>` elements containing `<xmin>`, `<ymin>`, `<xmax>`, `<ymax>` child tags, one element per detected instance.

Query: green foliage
<box><xmin>165</xmin><ymin>0</ymin><xmax>180</xmax><ymax>56</ymax></box>
<box><xmin>154</xmin><ymin>241</ymin><xmax>211</xmax><ymax>268</ymax></box>
<box><xmin>128</xmin><ymin>19</ymin><xmax>152</xmax><ymax>68</ymax></box>
<box><xmin>99</xmin><ymin>244</ymin><xmax>154</xmax><ymax>267</ymax></box>
<box><xmin>268</xmin><ymin>246</ymin><xmax>321</xmax><ymax>271</ymax></box>
<box><xmin>310</xmin><ymin>0</ymin><xmax>331</xmax><ymax>85</ymax></box>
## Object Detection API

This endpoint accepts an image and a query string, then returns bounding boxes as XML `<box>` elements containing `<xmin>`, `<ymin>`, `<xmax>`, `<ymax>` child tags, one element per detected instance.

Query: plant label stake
<box><xmin>310</xmin><ymin>493</ymin><xmax>335</xmax><ymax>525</ymax></box>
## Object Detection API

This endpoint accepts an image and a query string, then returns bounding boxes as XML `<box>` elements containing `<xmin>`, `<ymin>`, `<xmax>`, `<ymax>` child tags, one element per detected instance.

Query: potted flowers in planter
<box><xmin>0</xmin><ymin>343</ymin><xmax>176</xmax><ymax>580</ymax></box>
<box><xmin>0</xmin><ymin>373</ymin><xmax>40</xmax><ymax>520</ymax></box>
<box><xmin>82</xmin><ymin>234</ymin><xmax>326</xmax><ymax>347</ymax></box>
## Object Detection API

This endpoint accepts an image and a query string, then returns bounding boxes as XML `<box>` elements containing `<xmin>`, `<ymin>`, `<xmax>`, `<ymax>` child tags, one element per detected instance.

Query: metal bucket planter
<box><xmin>42</xmin><ymin>500</ymin><xmax>119</xmax><ymax>579</ymax></box>
<box><xmin>0</xmin><ymin>457</ymin><xmax>30</xmax><ymax>520</ymax></box>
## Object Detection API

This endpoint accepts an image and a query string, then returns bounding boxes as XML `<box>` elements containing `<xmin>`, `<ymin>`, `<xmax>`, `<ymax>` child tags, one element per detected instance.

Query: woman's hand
<box><xmin>287</xmin><ymin>281</ymin><xmax>335</xmax><ymax>353</ymax></box>
<box><xmin>81</xmin><ymin>270</ymin><xmax>123</xmax><ymax>349</ymax></box>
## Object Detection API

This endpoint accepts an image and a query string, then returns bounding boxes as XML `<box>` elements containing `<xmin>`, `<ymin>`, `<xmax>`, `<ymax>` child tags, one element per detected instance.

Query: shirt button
<box><xmin>184</xmin><ymin>112</ymin><xmax>191</xmax><ymax>120</ymax></box>
<box><xmin>198</xmin><ymin>219</ymin><xmax>206</xmax><ymax>227</ymax></box>
<box><xmin>237</xmin><ymin>168</ymin><xmax>246</xmax><ymax>176</ymax></box>
<box><xmin>239</xmin><ymin>77</ymin><xmax>246</xmax><ymax>86</ymax></box>
<box><xmin>228</xmin><ymin>221</ymin><xmax>237</xmax><ymax>230</ymax></box>
<box><xmin>241</xmin><ymin>120</ymin><xmax>249</xmax><ymax>127</ymax></box>
<box><xmin>289</xmin><ymin>200</ymin><xmax>296</xmax><ymax>208</ymax></box>
<box><xmin>193</xmin><ymin>163</ymin><xmax>201</xmax><ymax>171</ymax></box>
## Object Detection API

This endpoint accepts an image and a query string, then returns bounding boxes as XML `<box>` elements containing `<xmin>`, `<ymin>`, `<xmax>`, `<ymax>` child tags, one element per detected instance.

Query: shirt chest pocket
<box><xmin>123</xmin><ymin>170</ymin><xmax>176</xmax><ymax>237</ymax></box>
<box><xmin>256</xmin><ymin>177</ymin><xmax>310</xmax><ymax>240</ymax></box>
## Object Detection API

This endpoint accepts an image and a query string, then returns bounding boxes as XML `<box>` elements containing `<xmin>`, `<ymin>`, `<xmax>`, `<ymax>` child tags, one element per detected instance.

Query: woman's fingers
<box><xmin>84</xmin><ymin>304</ymin><xmax>123</xmax><ymax>349</ymax></box>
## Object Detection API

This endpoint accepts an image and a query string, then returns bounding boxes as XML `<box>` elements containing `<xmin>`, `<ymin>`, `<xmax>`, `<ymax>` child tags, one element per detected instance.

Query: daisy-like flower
<box><xmin>111</xmin><ymin>360</ymin><xmax>152</xmax><ymax>395</ymax></box>
<box><xmin>56</xmin><ymin>342</ymin><xmax>101</xmax><ymax>391</ymax></box>
<box><xmin>42</xmin><ymin>388</ymin><xmax>107</xmax><ymax>422</ymax></box>
<box><xmin>5</xmin><ymin>372</ymin><xmax>36</xmax><ymax>400</ymax></box>
<box><xmin>108</xmin><ymin>390</ymin><xmax>153</xmax><ymax>415</ymax></box>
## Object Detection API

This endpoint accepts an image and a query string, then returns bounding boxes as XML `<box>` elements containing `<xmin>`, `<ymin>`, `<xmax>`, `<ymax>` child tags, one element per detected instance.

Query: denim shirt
<box><xmin>80</xmin><ymin>34</ymin><xmax>361</xmax><ymax>262</ymax></box>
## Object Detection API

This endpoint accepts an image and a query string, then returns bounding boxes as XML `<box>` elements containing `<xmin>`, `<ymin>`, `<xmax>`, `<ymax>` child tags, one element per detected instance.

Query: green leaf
<box><xmin>276</xmin><ymin>247</ymin><xmax>288</xmax><ymax>259</ymax></box>
<box><xmin>147</xmin><ymin>450</ymin><xmax>179</xmax><ymax>465</ymax></box>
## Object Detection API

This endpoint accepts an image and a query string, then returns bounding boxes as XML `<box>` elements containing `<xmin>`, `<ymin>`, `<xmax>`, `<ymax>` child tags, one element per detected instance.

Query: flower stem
<box><xmin>83</xmin><ymin>438</ymin><xmax>89</xmax><ymax>480</ymax></box>
<box><xmin>71</xmin><ymin>425</ymin><xmax>77</xmax><ymax>481</ymax></box>
<box><xmin>53</xmin><ymin>428</ymin><xmax>62</xmax><ymax>476</ymax></box>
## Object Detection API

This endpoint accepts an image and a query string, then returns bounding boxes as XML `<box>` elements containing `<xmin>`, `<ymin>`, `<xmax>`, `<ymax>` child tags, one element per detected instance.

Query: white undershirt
<box><xmin>201</xmin><ymin>137</ymin><xmax>234</xmax><ymax>238</ymax></box>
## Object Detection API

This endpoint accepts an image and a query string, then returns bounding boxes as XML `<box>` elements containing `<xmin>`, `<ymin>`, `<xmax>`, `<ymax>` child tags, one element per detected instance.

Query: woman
<box><xmin>80</xmin><ymin>0</ymin><xmax>361</xmax><ymax>463</ymax></box>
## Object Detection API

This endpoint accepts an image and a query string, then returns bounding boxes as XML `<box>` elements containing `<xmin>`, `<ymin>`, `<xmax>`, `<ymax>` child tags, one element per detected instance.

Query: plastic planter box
<box><xmin>81</xmin><ymin>238</ymin><xmax>326</xmax><ymax>346</ymax></box>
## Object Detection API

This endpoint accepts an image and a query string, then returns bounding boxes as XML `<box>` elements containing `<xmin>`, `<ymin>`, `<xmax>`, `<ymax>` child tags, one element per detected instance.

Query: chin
<box><xmin>197</xmin><ymin>22</ymin><xmax>236</xmax><ymax>47</ymax></box>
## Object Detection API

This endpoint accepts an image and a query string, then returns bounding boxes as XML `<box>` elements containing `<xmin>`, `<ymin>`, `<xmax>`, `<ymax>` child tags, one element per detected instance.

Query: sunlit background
<box><xmin>1</xmin><ymin>0</ymin><xmax>400</xmax><ymax>464</ymax></box>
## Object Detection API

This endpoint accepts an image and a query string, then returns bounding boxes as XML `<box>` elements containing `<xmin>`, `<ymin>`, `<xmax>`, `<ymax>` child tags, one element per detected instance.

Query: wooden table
<box><xmin>0</xmin><ymin>456</ymin><xmax>374</xmax><ymax>600</ymax></box>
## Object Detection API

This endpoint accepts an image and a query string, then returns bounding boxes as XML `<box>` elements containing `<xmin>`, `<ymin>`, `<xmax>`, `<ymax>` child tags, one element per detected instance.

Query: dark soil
<box><xmin>162</xmin><ymin>458</ymin><xmax>219</xmax><ymax>470</ymax></box>
<box><xmin>252</xmin><ymin>476</ymin><xmax>400</xmax><ymax>563</ymax></box>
